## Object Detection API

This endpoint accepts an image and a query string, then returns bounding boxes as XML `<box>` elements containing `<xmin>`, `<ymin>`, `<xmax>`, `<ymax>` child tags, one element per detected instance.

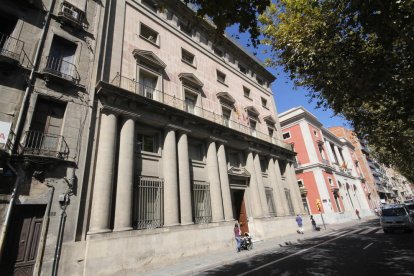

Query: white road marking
<box><xmin>359</xmin><ymin>227</ymin><xmax>376</xmax><ymax>235</ymax></box>
<box><xmin>236</xmin><ymin>230</ymin><xmax>358</xmax><ymax>276</ymax></box>
<box><xmin>363</xmin><ymin>242</ymin><xmax>374</xmax><ymax>250</ymax></box>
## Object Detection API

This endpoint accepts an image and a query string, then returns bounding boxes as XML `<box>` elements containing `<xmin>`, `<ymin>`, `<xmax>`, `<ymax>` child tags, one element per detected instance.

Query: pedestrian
<box><xmin>295</xmin><ymin>214</ymin><xmax>304</xmax><ymax>234</ymax></box>
<box><xmin>234</xmin><ymin>222</ymin><xmax>241</xmax><ymax>252</ymax></box>
<box><xmin>355</xmin><ymin>209</ymin><xmax>361</xmax><ymax>220</ymax></box>
<box><xmin>310</xmin><ymin>215</ymin><xmax>317</xmax><ymax>231</ymax></box>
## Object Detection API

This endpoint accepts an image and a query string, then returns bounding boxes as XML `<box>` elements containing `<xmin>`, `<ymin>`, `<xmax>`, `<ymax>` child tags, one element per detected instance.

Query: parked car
<box><xmin>404</xmin><ymin>202</ymin><xmax>414</xmax><ymax>215</ymax></box>
<box><xmin>380</xmin><ymin>204</ymin><xmax>414</xmax><ymax>233</ymax></box>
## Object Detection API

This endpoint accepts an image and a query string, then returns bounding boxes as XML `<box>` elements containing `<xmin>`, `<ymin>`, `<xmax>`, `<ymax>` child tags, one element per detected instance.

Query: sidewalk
<box><xmin>144</xmin><ymin>218</ymin><xmax>374</xmax><ymax>276</ymax></box>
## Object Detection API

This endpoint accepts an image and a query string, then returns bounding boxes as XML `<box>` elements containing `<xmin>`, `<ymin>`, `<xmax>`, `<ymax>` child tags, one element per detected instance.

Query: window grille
<box><xmin>265</xmin><ymin>188</ymin><xmax>277</xmax><ymax>216</ymax></box>
<box><xmin>135</xmin><ymin>176</ymin><xmax>164</xmax><ymax>229</ymax></box>
<box><xmin>192</xmin><ymin>181</ymin><xmax>212</xmax><ymax>224</ymax></box>
<box><xmin>284</xmin><ymin>188</ymin><xmax>295</xmax><ymax>215</ymax></box>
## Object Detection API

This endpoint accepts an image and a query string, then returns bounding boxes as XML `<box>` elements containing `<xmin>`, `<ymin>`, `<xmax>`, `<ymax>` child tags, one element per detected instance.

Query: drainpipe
<box><xmin>51</xmin><ymin>167</ymin><xmax>74</xmax><ymax>276</ymax></box>
<box><xmin>13</xmin><ymin>0</ymin><xmax>56</xmax><ymax>151</ymax></box>
<box><xmin>0</xmin><ymin>161</ymin><xmax>21</xmax><ymax>261</ymax></box>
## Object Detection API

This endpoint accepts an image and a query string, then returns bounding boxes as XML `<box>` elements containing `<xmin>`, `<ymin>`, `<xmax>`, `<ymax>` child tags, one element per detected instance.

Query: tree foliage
<box><xmin>180</xmin><ymin>0</ymin><xmax>270</xmax><ymax>46</ymax></box>
<box><xmin>259</xmin><ymin>0</ymin><xmax>414</xmax><ymax>182</ymax></box>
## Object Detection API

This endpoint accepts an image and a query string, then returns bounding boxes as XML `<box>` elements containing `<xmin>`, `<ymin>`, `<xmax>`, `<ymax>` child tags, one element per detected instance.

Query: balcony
<box><xmin>42</xmin><ymin>56</ymin><xmax>79</xmax><ymax>84</ymax></box>
<box><xmin>111</xmin><ymin>74</ymin><xmax>294</xmax><ymax>152</ymax></box>
<box><xmin>293</xmin><ymin>161</ymin><xmax>301</xmax><ymax>168</ymax></box>
<box><xmin>20</xmin><ymin>131</ymin><xmax>69</xmax><ymax>160</ymax></box>
<box><xmin>57</xmin><ymin>2</ymin><xmax>85</xmax><ymax>30</ymax></box>
<box><xmin>0</xmin><ymin>33</ymin><xmax>33</xmax><ymax>68</ymax></box>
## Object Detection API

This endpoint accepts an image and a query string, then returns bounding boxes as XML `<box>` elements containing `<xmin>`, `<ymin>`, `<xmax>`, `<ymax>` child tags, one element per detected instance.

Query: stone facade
<box><xmin>0</xmin><ymin>0</ymin><xmax>305</xmax><ymax>275</ymax></box>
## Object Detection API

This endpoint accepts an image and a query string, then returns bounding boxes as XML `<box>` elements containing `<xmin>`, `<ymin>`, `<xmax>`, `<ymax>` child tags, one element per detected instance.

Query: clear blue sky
<box><xmin>226</xmin><ymin>26</ymin><xmax>350</xmax><ymax>129</ymax></box>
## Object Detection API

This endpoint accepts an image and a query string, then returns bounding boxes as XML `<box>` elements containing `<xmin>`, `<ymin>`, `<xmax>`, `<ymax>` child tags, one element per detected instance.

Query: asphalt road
<box><xmin>200</xmin><ymin>219</ymin><xmax>414</xmax><ymax>276</ymax></box>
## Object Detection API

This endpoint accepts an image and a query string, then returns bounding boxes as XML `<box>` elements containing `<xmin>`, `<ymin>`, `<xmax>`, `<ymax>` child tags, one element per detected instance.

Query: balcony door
<box><xmin>27</xmin><ymin>98</ymin><xmax>66</xmax><ymax>156</ymax></box>
<box><xmin>0</xmin><ymin>14</ymin><xmax>18</xmax><ymax>55</ymax></box>
<box><xmin>49</xmin><ymin>36</ymin><xmax>77</xmax><ymax>77</ymax></box>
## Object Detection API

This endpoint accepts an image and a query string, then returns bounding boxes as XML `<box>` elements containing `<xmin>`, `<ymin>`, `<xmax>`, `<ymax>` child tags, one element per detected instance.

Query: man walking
<box><xmin>296</xmin><ymin>214</ymin><xmax>304</xmax><ymax>234</ymax></box>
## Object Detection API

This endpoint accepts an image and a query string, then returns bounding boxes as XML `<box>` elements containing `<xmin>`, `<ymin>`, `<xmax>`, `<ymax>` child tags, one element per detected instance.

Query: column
<box><xmin>114</xmin><ymin>118</ymin><xmax>135</xmax><ymax>231</ymax></box>
<box><xmin>89</xmin><ymin>112</ymin><xmax>117</xmax><ymax>233</ymax></box>
<box><xmin>163</xmin><ymin>128</ymin><xmax>179</xmax><ymax>226</ymax></box>
<box><xmin>178</xmin><ymin>132</ymin><xmax>193</xmax><ymax>225</ymax></box>
<box><xmin>207</xmin><ymin>141</ymin><xmax>224</xmax><ymax>222</ymax></box>
<box><xmin>253</xmin><ymin>153</ymin><xmax>269</xmax><ymax>217</ymax></box>
<box><xmin>286</xmin><ymin>161</ymin><xmax>304</xmax><ymax>214</ymax></box>
<box><xmin>334</xmin><ymin>145</ymin><xmax>345</xmax><ymax>165</ymax></box>
<box><xmin>217</xmin><ymin>144</ymin><xmax>233</xmax><ymax>221</ymax></box>
<box><xmin>274</xmin><ymin>159</ymin><xmax>289</xmax><ymax>216</ymax></box>
<box><xmin>267</xmin><ymin>157</ymin><xmax>283</xmax><ymax>216</ymax></box>
<box><xmin>246</xmin><ymin>151</ymin><xmax>263</xmax><ymax>218</ymax></box>
<box><xmin>325</xmin><ymin>140</ymin><xmax>336</xmax><ymax>163</ymax></box>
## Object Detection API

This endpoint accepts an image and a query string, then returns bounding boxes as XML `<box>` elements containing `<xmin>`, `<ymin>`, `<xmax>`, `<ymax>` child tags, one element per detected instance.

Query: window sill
<box><xmin>217</xmin><ymin>80</ymin><xmax>228</xmax><ymax>87</ymax></box>
<box><xmin>181</xmin><ymin>59</ymin><xmax>197</xmax><ymax>69</ymax></box>
<box><xmin>139</xmin><ymin>34</ymin><xmax>160</xmax><ymax>48</ymax></box>
<box><xmin>244</xmin><ymin>95</ymin><xmax>253</xmax><ymax>101</ymax></box>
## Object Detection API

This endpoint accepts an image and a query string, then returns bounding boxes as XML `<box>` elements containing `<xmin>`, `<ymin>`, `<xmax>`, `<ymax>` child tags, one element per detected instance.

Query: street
<box><xmin>201</xmin><ymin>219</ymin><xmax>414</xmax><ymax>276</ymax></box>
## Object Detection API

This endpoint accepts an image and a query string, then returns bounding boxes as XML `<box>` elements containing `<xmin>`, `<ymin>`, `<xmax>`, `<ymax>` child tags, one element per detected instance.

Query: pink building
<box><xmin>279</xmin><ymin>107</ymin><xmax>372</xmax><ymax>224</ymax></box>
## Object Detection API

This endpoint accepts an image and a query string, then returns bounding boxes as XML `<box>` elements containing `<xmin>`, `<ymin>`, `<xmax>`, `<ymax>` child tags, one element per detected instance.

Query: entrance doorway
<box><xmin>0</xmin><ymin>204</ymin><xmax>46</xmax><ymax>276</ymax></box>
<box><xmin>231</xmin><ymin>189</ymin><xmax>249</xmax><ymax>234</ymax></box>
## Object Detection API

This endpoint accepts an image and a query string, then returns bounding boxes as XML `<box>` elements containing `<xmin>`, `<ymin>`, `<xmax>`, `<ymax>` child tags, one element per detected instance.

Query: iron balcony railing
<box><xmin>0</xmin><ymin>32</ymin><xmax>33</xmax><ymax>68</ymax></box>
<box><xmin>21</xmin><ymin>130</ymin><xmax>69</xmax><ymax>159</ymax></box>
<box><xmin>43</xmin><ymin>56</ymin><xmax>79</xmax><ymax>83</ymax></box>
<box><xmin>111</xmin><ymin>74</ymin><xmax>293</xmax><ymax>152</ymax></box>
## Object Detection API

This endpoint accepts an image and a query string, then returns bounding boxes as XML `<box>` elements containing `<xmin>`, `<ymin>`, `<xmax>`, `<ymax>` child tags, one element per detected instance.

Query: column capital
<box><xmin>101</xmin><ymin>106</ymin><xmax>141</xmax><ymax>120</ymax></box>
<box><xmin>166</xmin><ymin>123</ymin><xmax>192</xmax><ymax>133</ymax></box>
<box><xmin>208</xmin><ymin>136</ymin><xmax>227</xmax><ymax>144</ymax></box>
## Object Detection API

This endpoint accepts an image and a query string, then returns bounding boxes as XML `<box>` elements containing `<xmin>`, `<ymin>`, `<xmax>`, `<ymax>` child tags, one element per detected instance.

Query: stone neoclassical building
<box><xmin>0</xmin><ymin>0</ymin><xmax>305</xmax><ymax>275</ymax></box>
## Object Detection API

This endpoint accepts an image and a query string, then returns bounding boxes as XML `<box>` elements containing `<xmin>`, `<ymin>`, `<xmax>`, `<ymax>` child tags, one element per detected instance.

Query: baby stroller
<box><xmin>240</xmin><ymin>232</ymin><xmax>253</xmax><ymax>250</ymax></box>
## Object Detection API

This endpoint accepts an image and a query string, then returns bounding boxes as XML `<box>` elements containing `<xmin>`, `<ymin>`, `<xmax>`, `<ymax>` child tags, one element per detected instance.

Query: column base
<box><xmin>113</xmin><ymin>226</ymin><xmax>133</xmax><ymax>232</ymax></box>
<box><xmin>87</xmin><ymin>228</ymin><xmax>112</xmax><ymax>235</ymax></box>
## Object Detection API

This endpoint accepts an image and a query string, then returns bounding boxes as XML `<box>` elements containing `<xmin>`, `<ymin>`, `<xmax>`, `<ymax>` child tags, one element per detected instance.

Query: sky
<box><xmin>226</xmin><ymin>26</ymin><xmax>350</xmax><ymax>129</ymax></box>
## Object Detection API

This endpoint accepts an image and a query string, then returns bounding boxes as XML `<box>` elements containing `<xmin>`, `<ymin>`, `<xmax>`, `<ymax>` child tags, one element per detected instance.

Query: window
<box><xmin>189</xmin><ymin>141</ymin><xmax>204</xmax><ymax>161</ymax></box>
<box><xmin>243</xmin><ymin>86</ymin><xmax>251</xmax><ymax>98</ymax></box>
<box><xmin>140</xmin><ymin>23</ymin><xmax>159</xmax><ymax>45</ymax></box>
<box><xmin>238</xmin><ymin>64</ymin><xmax>247</xmax><ymax>74</ymax></box>
<box><xmin>135</xmin><ymin>176</ymin><xmax>163</xmax><ymax>229</ymax></box>
<box><xmin>284</xmin><ymin>188</ymin><xmax>295</xmax><ymax>215</ymax></box>
<box><xmin>313</xmin><ymin>130</ymin><xmax>318</xmax><ymax>136</ymax></box>
<box><xmin>222</xmin><ymin>107</ymin><xmax>231</xmax><ymax>127</ymax></box>
<box><xmin>181</xmin><ymin>48</ymin><xmax>195</xmax><ymax>66</ymax></box>
<box><xmin>26</xmin><ymin>98</ymin><xmax>67</xmax><ymax>157</ymax></box>
<box><xmin>268</xmin><ymin>127</ymin><xmax>274</xmax><ymax>138</ymax></box>
<box><xmin>257</xmin><ymin>76</ymin><xmax>264</xmax><ymax>86</ymax></box>
<box><xmin>192</xmin><ymin>181</ymin><xmax>212</xmax><ymax>224</ymax></box>
<box><xmin>282</xmin><ymin>132</ymin><xmax>291</xmax><ymax>139</ymax></box>
<box><xmin>297</xmin><ymin>180</ymin><xmax>304</xmax><ymax>188</ymax></box>
<box><xmin>228</xmin><ymin>152</ymin><xmax>240</xmax><ymax>167</ymax></box>
<box><xmin>260</xmin><ymin>158</ymin><xmax>267</xmax><ymax>173</ymax></box>
<box><xmin>46</xmin><ymin>36</ymin><xmax>77</xmax><ymax>80</ymax></box>
<box><xmin>180</xmin><ymin>22</ymin><xmax>192</xmax><ymax>36</ymax></box>
<box><xmin>249</xmin><ymin>119</ymin><xmax>257</xmax><ymax>137</ymax></box>
<box><xmin>261</xmin><ymin>97</ymin><xmax>268</xmax><ymax>108</ymax></box>
<box><xmin>216</xmin><ymin>70</ymin><xmax>226</xmax><ymax>84</ymax></box>
<box><xmin>142</xmin><ymin>0</ymin><xmax>157</xmax><ymax>12</ymax></box>
<box><xmin>213</xmin><ymin>47</ymin><xmax>223</xmax><ymax>58</ymax></box>
<box><xmin>137</xmin><ymin>133</ymin><xmax>157</xmax><ymax>153</ymax></box>
<box><xmin>139</xmin><ymin>70</ymin><xmax>158</xmax><ymax>99</ymax></box>
<box><xmin>185</xmin><ymin>92</ymin><xmax>196</xmax><ymax>114</ymax></box>
<box><xmin>265</xmin><ymin>188</ymin><xmax>276</xmax><ymax>216</ymax></box>
<box><xmin>60</xmin><ymin>1</ymin><xmax>84</xmax><ymax>23</ymax></box>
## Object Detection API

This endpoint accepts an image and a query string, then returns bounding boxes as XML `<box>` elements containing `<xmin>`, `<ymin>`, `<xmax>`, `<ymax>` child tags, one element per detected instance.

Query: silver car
<box><xmin>380</xmin><ymin>204</ymin><xmax>414</xmax><ymax>233</ymax></box>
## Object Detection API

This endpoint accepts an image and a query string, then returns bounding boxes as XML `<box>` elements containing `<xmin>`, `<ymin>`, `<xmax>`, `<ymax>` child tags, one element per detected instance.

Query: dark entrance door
<box><xmin>0</xmin><ymin>204</ymin><xmax>45</xmax><ymax>276</ymax></box>
<box><xmin>231</xmin><ymin>189</ymin><xmax>249</xmax><ymax>234</ymax></box>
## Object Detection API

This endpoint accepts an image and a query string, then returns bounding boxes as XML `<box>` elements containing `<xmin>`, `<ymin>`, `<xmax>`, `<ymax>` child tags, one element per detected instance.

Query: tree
<box><xmin>176</xmin><ymin>0</ymin><xmax>271</xmax><ymax>47</ymax></box>
<box><xmin>259</xmin><ymin>0</ymin><xmax>414</xmax><ymax>182</ymax></box>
